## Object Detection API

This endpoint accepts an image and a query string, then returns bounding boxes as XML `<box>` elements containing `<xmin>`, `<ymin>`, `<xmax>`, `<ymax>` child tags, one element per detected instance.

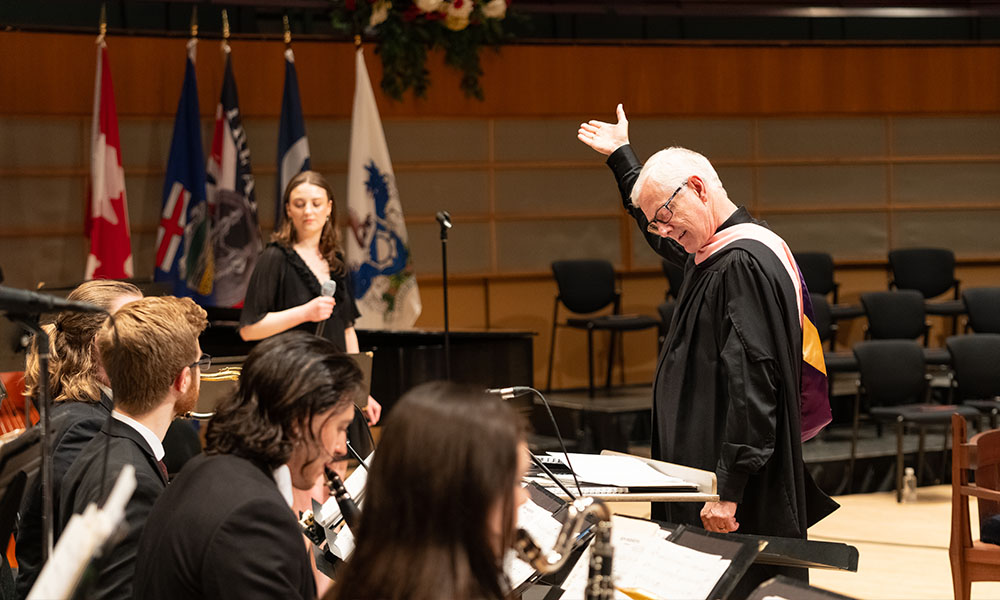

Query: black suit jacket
<box><xmin>59</xmin><ymin>417</ymin><xmax>167</xmax><ymax>600</ymax></box>
<box><xmin>14</xmin><ymin>393</ymin><xmax>114</xmax><ymax>599</ymax></box>
<box><xmin>132</xmin><ymin>453</ymin><xmax>315</xmax><ymax>600</ymax></box>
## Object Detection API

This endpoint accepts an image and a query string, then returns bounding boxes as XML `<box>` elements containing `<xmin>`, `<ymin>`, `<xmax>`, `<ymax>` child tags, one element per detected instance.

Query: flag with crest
<box><xmin>154</xmin><ymin>38</ymin><xmax>214</xmax><ymax>304</ymax></box>
<box><xmin>345</xmin><ymin>47</ymin><xmax>420</xmax><ymax>329</ymax></box>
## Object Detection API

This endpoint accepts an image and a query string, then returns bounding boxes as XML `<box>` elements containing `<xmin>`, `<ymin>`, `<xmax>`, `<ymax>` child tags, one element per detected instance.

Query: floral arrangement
<box><xmin>331</xmin><ymin>0</ymin><xmax>512</xmax><ymax>100</ymax></box>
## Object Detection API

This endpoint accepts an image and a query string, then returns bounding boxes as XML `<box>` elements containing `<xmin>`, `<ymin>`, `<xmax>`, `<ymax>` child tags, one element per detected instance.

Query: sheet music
<box><xmin>504</xmin><ymin>485</ymin><xmax>565</xmax><ymax>588</ymax></box>
<box><xmin>561</xmin><ymin>515</ymin><xmax>732</xmax><ymax>600</ymax></box>
<box><xmin>547</xmin><ymin>452</ymin><xmax>694</xmax><ymax>488</ymax></box>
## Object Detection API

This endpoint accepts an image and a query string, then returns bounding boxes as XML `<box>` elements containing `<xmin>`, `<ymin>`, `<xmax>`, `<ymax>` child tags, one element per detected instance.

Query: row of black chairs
<box><xmin>848</xmin><ymin>335</ymin><xmax>1000</xmax><ymax>502</ymax></box>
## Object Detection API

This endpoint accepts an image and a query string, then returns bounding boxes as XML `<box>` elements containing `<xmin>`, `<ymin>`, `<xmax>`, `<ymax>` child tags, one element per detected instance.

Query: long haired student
<box><xmin>329</xmin><ymin>382</ymin><xmax>529</xmax><ymax>600</ymax></box>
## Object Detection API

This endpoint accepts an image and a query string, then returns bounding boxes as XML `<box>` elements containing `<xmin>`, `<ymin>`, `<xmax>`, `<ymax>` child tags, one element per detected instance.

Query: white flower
<box><xmin>414</xmin><ymin>0</ymin><xmax>446</xmax><ymax>12</ymax></box>
<box><xmin>446</xmin><ymin>0</ymin><xmax>475</xmax><ymax>20</ymax></box>
<box><xmin>369</xmin><ymin>0</ymin><xmax>391</xmax><ymax>26</ymax></box>
<box><xmin>482</xmin><ymin>0</ymin><xmax>506</xmax><ymax>19</ymax></box>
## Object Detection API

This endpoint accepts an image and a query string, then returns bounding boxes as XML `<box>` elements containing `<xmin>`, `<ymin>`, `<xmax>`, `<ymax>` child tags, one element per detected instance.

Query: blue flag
<box><xmin>154</xmin><ymin>39</ymin><xmax>214</xmax><ymax>305</ymax></box>
<box><xmin>276</xmin><ymin>47</ymin><xmax>311</xmax><ymax>225</ymax></box>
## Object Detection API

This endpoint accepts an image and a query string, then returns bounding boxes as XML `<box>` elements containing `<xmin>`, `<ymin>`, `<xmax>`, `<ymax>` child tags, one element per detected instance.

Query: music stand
<box><xmin>747</xmin><ymin>574</ymin><xmax>857</xmax><ymax>600</ymax></box>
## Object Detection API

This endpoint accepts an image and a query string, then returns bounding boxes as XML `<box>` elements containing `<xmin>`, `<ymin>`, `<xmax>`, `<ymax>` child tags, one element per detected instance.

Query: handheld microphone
<box><xmin>0</xmin><ymin>285</ymin><xmax>105</xmax><ymax>316</ymax></box>
<box><xmin>435</xmin><ymin>210</ymin><xmax>452</xmax><ymax>229</ymax></box>
<box><xmin>314</xmin><ymin>280</ymin><xmax>336</xmax><ymax>338</ymax></box>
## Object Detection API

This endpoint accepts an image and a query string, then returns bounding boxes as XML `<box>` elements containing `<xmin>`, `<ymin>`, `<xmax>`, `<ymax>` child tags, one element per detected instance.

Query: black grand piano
<box><xmin>199</xmin><ymin>314</ymin><xmax>535</xmax><ymax>415</ymax></box>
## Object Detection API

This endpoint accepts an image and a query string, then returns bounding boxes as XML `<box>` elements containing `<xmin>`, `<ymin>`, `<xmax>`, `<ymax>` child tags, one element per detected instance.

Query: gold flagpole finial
<box><xmin>222</xmin><ymin>9</ymin><xmax>230</xmax><ymax>40</ymax></box>
<box><xmin>354</xmin><ymin>34</ymin><xmax>361</xmax><ymax>48</ymax></box>
<box><xmin>189</xmin><ymin>6</ymin><xmax>198</xmax><ymax>38</ymax></box>
<box><xmin>282</xmin><ymin>15</ymin><xmax>291</xmax><ymax>46</ymax></box>
<box><xmin>97</xmin><ymin>3</ymin><xmax>107</xmax><ymax>44</ymax></box>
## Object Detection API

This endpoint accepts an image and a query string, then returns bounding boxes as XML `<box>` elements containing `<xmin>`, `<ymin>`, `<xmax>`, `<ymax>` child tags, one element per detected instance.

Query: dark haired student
<box><xmin>132</xmin><ymin>332</ymin><xmax>363</xmax><ymax>600</ymax></box>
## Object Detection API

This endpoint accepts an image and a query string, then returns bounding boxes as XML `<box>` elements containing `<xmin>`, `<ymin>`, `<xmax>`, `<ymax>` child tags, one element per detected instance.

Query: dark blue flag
<box><xmin>276</xmin><ymin>47</ymin><xmax>311</xmax><ymax>225</ymax></box>
<box><xmin>154</xmin><ymin>39</ymin><xmax>215</xmax><ymax>305</ymax></box>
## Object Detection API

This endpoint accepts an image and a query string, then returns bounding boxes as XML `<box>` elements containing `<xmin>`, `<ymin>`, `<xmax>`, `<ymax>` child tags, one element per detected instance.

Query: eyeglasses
<box><xmin>189</xmin><ymin>354</ymin><xmax>212</xmax><ymax>372</ymax></box>
<box><xmin>646</xmin><ymin>180</ymin><xmax>688</xmax><ymax>234</ymax></box>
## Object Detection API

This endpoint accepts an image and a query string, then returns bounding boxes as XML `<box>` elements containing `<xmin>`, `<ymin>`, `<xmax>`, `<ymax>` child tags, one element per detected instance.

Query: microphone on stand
<box><xmin>487</xmin><ymin>386</ymin><xmax>582</xmax><ymax>496</ymax></box>
<box><xmin>314</xmin><ymin>280</ymin><xmax>336</xmax><ymax>338</ymax></box>
<box><xmin>0</xmin><ymin>285</ymin><xmax>105</xmax><ymax>316</ymax></box>
<box><xmin>437</xmin><ymin>210</ymin><xmax>452</xmax><ymax>380</ymax></box>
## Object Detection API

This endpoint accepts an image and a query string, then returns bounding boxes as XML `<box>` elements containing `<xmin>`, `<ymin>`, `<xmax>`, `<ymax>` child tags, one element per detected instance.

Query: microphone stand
<box><xmin>437</xmin><ymin>211</ymin><xmax>452</xmax><ymax>381</ymax></box>
<box><xmin>8</xmin><ymin>315</ymin><xmax>53</xmax><ymax>561</ymax></box>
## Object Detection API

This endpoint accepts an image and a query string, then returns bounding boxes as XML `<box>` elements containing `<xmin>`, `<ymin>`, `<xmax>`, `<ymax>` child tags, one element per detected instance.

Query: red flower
<box><xmin>345</xmin><ymin>0</ymin><xmax>356</xmax><ymax>9</ymax></box>
<box><xmin>453</xmin><ymin>0</ymin><xmax>463</xmax><ymax>7</ymax></box>
<box><xmin>403</xmin><ymin>5</ymin><xmax>422</xmax><ymax>20</ymax></box>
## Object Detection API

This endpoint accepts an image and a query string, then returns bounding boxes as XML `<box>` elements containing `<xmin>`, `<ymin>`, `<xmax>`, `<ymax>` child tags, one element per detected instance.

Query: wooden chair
<box><xmin>949</xmin><ymin>413</ymin><xmax>1000</xmax><ymax>600</ymax></box>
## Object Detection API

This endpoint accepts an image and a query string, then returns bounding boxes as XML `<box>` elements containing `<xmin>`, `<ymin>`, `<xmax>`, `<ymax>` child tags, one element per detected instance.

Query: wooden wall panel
<box><xmin>3</xmin><ymin>32</ymin><xmax>1000</xmax><ymax>118</ymax></box>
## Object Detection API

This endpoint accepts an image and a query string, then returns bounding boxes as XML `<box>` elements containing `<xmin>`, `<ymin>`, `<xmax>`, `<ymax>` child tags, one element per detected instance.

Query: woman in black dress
<box><xmin>240</xmin><ymin>170</ymin><xmax>381</xmax><ymax>426</ymax></box>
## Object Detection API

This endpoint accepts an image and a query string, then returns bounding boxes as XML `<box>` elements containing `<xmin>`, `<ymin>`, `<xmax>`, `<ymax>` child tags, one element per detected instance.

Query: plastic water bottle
<box><xmin>902</xmin><ymin>467</ymin><xmax>918</xmax><ymax>502</ymax></box>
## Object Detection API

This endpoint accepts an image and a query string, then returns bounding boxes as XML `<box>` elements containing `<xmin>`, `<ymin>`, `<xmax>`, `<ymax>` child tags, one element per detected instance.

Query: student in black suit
<box><xmin>132</xmin><ymin>331</ymin><xmax>363</xmax><ymax>600</ymax></box>
<box><xmin>58</xmin><ymin>296</ymin><xmax>208</xmax><ymax>600</ymax></box>
<box><xmin>329</xmin><ymin>383</ymin><xmax>530</xmax><ymax>600</ymax></box>
<box><xmin>14</xmin><ymin>280</ymin><xmax>142</xmax><ymax>599</ymax></box>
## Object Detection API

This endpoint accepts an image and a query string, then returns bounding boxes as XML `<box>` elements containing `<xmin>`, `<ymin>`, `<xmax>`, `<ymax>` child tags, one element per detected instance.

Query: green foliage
<box><xmin>330</xmin><ymin>0</ymin><xmax>512</xmax><ymax>101</ymax></box>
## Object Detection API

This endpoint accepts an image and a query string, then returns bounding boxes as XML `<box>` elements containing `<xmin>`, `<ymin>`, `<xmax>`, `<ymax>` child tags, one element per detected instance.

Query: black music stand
<box><xmin>747</xmin><ymin>575</ymin><xmax>858</xmax><ymax>600</ymax></box>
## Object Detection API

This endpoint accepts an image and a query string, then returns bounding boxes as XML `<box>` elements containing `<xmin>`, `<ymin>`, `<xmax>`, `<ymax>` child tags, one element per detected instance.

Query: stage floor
<box><xmin>609</xmin><ymin>485</ymin><xmax>1000</xmax><ymax>600</ymax></box>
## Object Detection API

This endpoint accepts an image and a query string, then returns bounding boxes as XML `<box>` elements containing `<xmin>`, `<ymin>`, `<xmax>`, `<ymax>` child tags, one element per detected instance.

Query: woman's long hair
<box><xmin>23</xmin><ymin>280</ymin><xmax>141</xmax><ymax>404</ymax></box>
<box><xmin>270</xmin><ymin>170</ymin><xmax>346</xmax><ymax>275</ymax></box>
<box><xmin>205</xmin><ymin>331</ymin><xmax>363</xmax><ymax>472</ymax></box>
<box><xmin>331</xmin><ymin>382</ymin><xmax>525</xmax><ymax>600</ymax></box>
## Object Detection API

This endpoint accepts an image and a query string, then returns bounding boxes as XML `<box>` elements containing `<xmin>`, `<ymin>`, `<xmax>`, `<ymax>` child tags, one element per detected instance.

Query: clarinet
<box><xmin>324</xmin><ymin>464</ymin><xmax>362</xmax><ymax>530</ymax></box>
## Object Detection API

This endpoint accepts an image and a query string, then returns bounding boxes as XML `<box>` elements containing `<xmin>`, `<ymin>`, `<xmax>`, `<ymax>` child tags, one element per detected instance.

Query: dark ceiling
<box><xmin>4</xmin><ymin>1</ymin><xmax>1000</xmax><ymax>41</ymax></box>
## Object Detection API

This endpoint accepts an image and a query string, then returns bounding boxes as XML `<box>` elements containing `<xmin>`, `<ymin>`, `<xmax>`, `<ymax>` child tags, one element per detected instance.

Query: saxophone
<box><xmin>513</xmin><ymin>496</ymin><xmax>614</xmax><ymax>600</ymax></box>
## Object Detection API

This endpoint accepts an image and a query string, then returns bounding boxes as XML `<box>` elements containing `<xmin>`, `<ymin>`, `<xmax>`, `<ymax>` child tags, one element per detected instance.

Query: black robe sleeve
<box><xmin>240</xmin><ymin>245</ymin><xmax>286</xmax><ymax>329</ymax></box>
<box><xmin>606</xmin><ymin>144</ymin><xmax>688</xmax><ymax>267</ymax></box>
<box><xmin>715</xmin><ymin>253</ymin><xmax>782</xmax><ymax>503</ymax></box>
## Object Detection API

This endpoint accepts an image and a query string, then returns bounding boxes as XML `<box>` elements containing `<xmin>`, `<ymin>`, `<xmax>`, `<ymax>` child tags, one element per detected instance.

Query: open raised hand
<box><xmin>577</xmin><ymin>103</ymin><xmax>630</xmax><ymax>156</ymax></box>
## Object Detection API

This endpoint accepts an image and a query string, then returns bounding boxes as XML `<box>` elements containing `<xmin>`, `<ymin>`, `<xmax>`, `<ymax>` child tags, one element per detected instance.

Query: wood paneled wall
<box><xmin>3</xmin><ymin>32</ymin><xmax>1000</xmax><ymax>118</ymax></box>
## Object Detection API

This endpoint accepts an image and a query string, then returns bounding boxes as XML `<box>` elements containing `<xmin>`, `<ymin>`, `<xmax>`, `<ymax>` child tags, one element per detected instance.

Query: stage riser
<box><xmin>807</xmin><ymin>451</ymin><xmax>951</xmax><ymax>496</ymax></box>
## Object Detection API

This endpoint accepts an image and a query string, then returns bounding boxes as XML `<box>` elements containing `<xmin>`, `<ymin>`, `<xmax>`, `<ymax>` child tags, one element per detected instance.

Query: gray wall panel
<box><xmin>384</xmin><ymin>120</ymin><xmax>489</xmax><ymax>163</ymax></box>
<box><xmin>892</xmin><ymin>210</ymin><xmax>1000</xmax><ymax>256</ymax></box>
<box><xmin>767</xmin><ymin>212</ymin><xmax>888</xmax><ymax>260</ymax></box>
<box><xmin>893</xmin><ymin>162</ymin><xmax>1000</xmax><ymax>205</ymax></box>
<box><xmin>496</xmin><ymin>218</ymin><xmax>620</xmax><ymax>271</ymax></box>
<box><xmin>394</xmin><ymin>170</ymin><xmax>489</xmax><ymax>215</ymax></box>
<box><xmin>0</xmin><ymin>118</ymin><xmax>83</xmax><ymax>168</ymax></box>
<box><xmin>494</xmin><ymin>119</ymin><xmax>599</xmax><ymax>162</ymax></box>
<box><xmin>628</xmin><ymin>118</ymin><xmax>754</xmax><ymax>161</ymax></box>
<box><xmin>758</xmin><ymin>164</ymin><xmax>886</xmax><ymax>209</ymax></box>
<box><xmin>0</xmin><ymin>177</ymin><xmax>85</xmax><ymax>228</ymax></box>
<box><xmin>893</xmin><ymin>117</ymin><xmax>1000</xmax><ymax>156</ymax></box>
<box><xmin>408</xmin><ymin>221</ymin><xmax>490</xmax><ymax>275</ymax></box>
<box><xmin>758</xmin><ymin>118</ymin><xmax>885</xmax><ymax>159</ymax></box>
<box><xmin>495</xmin><ymin>168</ymin><xmax>616</xmax><ymax>213</ymax></box>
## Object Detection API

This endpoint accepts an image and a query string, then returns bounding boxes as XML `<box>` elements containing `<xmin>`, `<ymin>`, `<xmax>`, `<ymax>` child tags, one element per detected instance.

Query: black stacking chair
<box><xmin>795</xmin><ymin>252</ymin><xmax>862</xmax><ymax>349</ymax></box>
<box><xmin>947</xmin><ymin>334</ymin><xmax>1000</xmax><ymax>429</ymax></box>
<box><xmin>851</xmin><ymin>340</ymin><xmax>979</xmax><ymax>501</ymax></box>
<box><xmin>797</xmin><ymin>252</ymin><xmax>839</xmax><ymax>304</ymax></box>
<box><xmin>888</xmin><ymin>247</ymin><xmax>965</xmax><ymax>334</ymax></box>
<box><xmin>963</xmin><ymin>287</ymin><xmax>1000</xmax><ymax>334</ymax></box>
<box><xmin>810</xmin><ymin>293</ymin><xmax>857</xmax><ymax>394</ymax></box>
<box><xmin>547</xmin><ymin>260</ymin><xmax>659</xmax><ymax>397</ymax></box>
<box><xmin>860</xmin><ymin>290</ymin><xmax>951</xmax><ymax>365</ymax></box>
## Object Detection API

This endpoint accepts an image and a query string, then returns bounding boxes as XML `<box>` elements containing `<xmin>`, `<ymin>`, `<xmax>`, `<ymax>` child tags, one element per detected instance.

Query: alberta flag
<box><xmin>276</xmin><ymin>47</ymin><xmax>310</xmax><ymax>225</ymax></box>
<box><xmin>345</xmin><ymin>47</ymin><xmax>421</xmax><ymax>329</ymax></box>
<box><xmin>206</xmin><ymin>45</ymin><xmax>262</xmax><ymax>307</ymax></box>
<box><xmin>154</xmin><ymin>38</ymin><xmax>214</xmax><ymax>304</ymax></box>
<box><xmin>85</xmin><ymin>39</ymin><xmax>133</xmax><ymax>280</ymax></box>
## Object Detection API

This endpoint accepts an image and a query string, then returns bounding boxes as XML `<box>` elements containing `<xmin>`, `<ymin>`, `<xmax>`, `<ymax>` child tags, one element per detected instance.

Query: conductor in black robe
<box><xmin>579</xmin><ymin>105</ymin><xmax>838</xmax><ymax>594</ymax></box>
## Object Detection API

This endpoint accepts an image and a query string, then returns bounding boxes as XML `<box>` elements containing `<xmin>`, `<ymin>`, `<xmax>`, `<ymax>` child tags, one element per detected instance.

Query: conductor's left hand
<box><xmin>364</xmin><ymin>395</ymin><xmax>382</xmax><ymax>425</ymax></box>
<box><xmin>700</xmin><ymin>501</ymin><xmax>739</xmax><ymax>533</ymax></box>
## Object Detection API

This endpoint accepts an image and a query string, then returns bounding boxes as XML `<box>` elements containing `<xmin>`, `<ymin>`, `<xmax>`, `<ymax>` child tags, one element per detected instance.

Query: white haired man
<box><xmin>579</xmin><ymin>105</ymin><xmax>837</xmax><ymax>597</ymax></box>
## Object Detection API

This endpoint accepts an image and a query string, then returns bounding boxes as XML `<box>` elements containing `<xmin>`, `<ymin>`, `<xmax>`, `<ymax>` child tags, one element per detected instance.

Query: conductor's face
<box><xmin>287</xmin><ymin>403</ymin><xmax>355</xmax><ymax>490</ymax></box>
<box><xmin>286</xmin><ymin>182</ymin><xmax>333</xmax><ymax>240</ymax></box>
<box><xmin>640</xmin><ymin>175</ymin><xmax>713</xmax><ymax>254</ymax></box>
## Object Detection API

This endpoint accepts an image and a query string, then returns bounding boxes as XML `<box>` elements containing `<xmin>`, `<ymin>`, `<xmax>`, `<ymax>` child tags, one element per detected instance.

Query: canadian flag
<box><xmin>85</xmin><ymin>40</ymin><xmax>133</xmax><ymax>280</ymax></box>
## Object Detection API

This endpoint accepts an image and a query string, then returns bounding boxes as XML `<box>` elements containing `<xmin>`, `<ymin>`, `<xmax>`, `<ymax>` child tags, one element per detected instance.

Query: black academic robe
<box><xmin>607</xmin><ymin>145</ymin><xmax>837</xmax><ymax>591</ymax></box>
<box><xmin>132</xmin><ymin>453</ymin><xmax>315</xmax><ymax>600</ymax></box>
<box><xmin>59</xmin><ymin>417</ymin><xmax>168</xmax><ymax>600</ymax></box>
<box><xmin>14</xmin><ymin>393</ymin><xmax>114</xmax><ymax>599</ymax></box>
